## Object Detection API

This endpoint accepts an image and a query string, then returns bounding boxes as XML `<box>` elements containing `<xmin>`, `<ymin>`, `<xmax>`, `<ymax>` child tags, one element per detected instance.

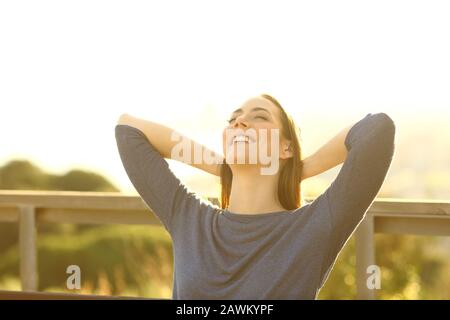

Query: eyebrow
<box><xmin>231</xmin><ymin>107</ymin><xmax>271</xmax><ymax>116</ymax></box>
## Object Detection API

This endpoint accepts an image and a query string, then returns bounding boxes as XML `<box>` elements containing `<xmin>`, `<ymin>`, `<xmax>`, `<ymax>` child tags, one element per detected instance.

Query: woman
<box><xmin>115</xmin><ymin>94</ymin><xmax>396</xmax><ymax>299</ymax></box>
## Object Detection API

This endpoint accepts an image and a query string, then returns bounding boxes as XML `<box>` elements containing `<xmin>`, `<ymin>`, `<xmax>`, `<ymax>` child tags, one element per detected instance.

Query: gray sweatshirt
<box><xmin>115</xmin><ymin>112</ymin><xmax>396</xmax><ymax>299</ymax></box>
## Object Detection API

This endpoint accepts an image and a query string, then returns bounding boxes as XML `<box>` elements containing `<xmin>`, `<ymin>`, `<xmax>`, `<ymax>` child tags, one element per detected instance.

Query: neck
<box><xmin>227</xmin><ymin>165</ymin><xmax>285</xmax><ymax>215</ymax></box>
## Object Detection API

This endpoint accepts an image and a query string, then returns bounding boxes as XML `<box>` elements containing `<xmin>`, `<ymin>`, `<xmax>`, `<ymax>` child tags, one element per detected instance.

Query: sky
<box><xmin>0</xmin><ymin>0</ymin><xmax>449</xmax><ymax>195</ymax></box>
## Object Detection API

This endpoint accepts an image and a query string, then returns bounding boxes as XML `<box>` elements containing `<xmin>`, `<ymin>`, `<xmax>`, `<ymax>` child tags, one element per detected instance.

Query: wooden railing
<box><xmin>0</xmin><ymin>190</ymin><xmax>449</xmax><ymax>299</ymax></box>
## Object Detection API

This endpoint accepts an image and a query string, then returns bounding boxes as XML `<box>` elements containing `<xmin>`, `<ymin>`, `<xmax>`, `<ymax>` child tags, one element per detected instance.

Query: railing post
<box><xmin>18</xmin><ymin>205</ymin><xmax>38</xmax><ymax>291</ymax></box>
<box><xmin>355</xmin><ymin>213</ymin><xmax>375</xmax><ymax>300</ymax></box>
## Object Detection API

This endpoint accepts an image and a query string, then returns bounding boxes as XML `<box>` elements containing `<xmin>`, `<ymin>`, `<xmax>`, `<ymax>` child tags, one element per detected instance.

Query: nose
<box><xmin>232</xmin><ymin>114</ymin><xmax>249</xmax><ymax>129</ymax></box>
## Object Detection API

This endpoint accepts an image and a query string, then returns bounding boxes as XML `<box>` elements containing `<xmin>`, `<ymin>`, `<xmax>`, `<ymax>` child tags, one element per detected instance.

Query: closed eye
<box><xmin>227</xmin><ymin>115</ymin><xmax>268</xmax><ymax>124</ymax></box>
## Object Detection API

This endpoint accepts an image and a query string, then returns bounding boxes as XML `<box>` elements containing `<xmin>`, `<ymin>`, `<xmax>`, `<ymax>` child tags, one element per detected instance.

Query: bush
<box><xmin>0</xmin><ymin>224</ymin><xmax>173</xmax><ymax>298</ymax></box>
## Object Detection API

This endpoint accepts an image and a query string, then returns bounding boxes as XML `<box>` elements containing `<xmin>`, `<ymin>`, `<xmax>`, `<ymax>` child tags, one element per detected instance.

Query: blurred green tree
<box><xmin>0</xmin><ymin>160</ymin><xmax>118</xmax><ymax>192</ymax></box>
<box><xmin>0</xmin><ymin>159</ymin><xmax>119</xmax><ymax>253</ymax></box>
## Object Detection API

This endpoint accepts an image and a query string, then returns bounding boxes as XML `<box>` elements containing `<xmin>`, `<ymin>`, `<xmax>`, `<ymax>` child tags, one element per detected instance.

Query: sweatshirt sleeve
<box><xmin>321</xmin><ymin>112</ymin><xmax>396</xmax><ymax>270</ymax></box>
<box><xmin>114</xmin><ymin>124</ymin><xmax>207</xmax><ymax>234</ymax></box>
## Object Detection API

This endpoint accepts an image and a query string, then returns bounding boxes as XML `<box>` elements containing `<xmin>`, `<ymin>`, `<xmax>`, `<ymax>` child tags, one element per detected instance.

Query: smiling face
<box><xmin>222</xmin><ymin>96</ymin><xmax>293</xmax><ymax>172</ymax></box>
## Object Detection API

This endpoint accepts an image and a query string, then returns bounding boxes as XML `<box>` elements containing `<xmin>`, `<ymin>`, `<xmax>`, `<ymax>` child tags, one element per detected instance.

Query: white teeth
<box><xmin>233</xmin><ymin>135</ymin><xmax>249</xmax><ymax>143</ymax></box>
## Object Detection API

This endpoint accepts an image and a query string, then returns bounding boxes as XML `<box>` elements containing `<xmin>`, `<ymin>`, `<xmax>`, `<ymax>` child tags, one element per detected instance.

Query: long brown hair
<box><xmin>220</xmin><ymin>93</ymin><xmax>303</xmax><ymax>210</ymax></box>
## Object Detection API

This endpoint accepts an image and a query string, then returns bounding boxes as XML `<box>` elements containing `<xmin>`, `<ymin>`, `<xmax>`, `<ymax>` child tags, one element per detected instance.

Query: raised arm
<box><xmin>300</xmin><ymin>124</ymin><xmax>354</xmax><ymax>181</ymax></box>
<box><xmin>118</xmin><ymin>114</ymin><xmax>223</xmax><ymax>176</ymax></box>
<box><xmin>115</xmin><ymin>118</ymin><xmax>219</xmax><ymax>233</ymax></box>
<box><xmin>317</xmin><ymin>112</ymin><xmax>396</xmax><ymax>286</ymax></box>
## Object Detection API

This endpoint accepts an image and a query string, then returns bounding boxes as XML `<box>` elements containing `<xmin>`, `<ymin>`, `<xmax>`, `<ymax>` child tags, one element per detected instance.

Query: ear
<box><xmin>280</xmin><ymin>139</ymin><xmax>293</xmax><ymax>160</ymax></box>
